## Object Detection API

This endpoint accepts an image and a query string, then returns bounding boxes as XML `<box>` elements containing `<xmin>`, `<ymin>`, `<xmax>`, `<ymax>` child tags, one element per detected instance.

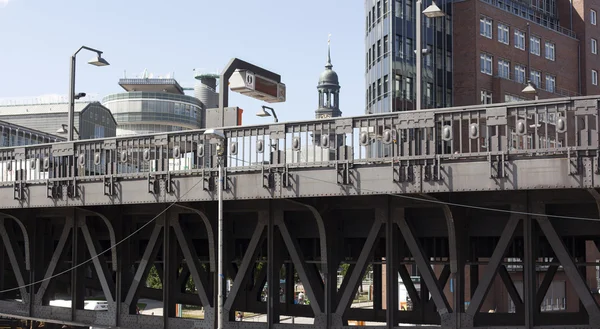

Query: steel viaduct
<box><xmin>0</xmin><ymin>97</ymin><xmax>598</xmax><ymax>329</ymax></box>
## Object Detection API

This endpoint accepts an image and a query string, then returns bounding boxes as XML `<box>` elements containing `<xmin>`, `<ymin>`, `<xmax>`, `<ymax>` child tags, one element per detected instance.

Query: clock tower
<box><xmin>316</xmin><ymin>36</ymin><xmax>342</xmax><ymax>119</ymax></box>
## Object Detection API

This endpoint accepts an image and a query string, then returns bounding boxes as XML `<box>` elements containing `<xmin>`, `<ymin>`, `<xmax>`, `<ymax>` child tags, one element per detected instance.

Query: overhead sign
<box><xmin>229</xmin><ymin>70</ymin><xmax>286</xmax><ymax>103</ymax></box>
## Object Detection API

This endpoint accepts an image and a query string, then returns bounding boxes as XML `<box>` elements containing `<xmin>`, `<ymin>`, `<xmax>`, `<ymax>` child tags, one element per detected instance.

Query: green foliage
<box><xmin>146</xmin><ymin>265</ymin><xmax>162</xmax><ymax>289</ymax></box>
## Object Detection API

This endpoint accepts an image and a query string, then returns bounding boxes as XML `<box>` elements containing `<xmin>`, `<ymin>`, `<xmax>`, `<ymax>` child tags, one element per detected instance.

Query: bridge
<box><xmin>0</xmin><ymin>96</ymin><xmax>598</xmax><ymax>329</ymax></box>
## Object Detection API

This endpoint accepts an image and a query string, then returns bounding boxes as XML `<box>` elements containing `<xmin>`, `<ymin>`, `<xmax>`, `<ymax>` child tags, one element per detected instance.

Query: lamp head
<box><xmin>256</xmin><ymin>107</ymin><xmax>272</xmax><ymax>118</ymax></box>
<box><xmin>88</xmin><ymin>55</ymin><xmax>110</xmax><ymax>67</ymax></box>
<box><xmin>423</xmin><ymin>2</ymin><xmax>446</xmax><ymax>18</ymax></box>
<box><xmin>74</xmin><ymin>92</ymin><xmax>86</xmax><ymax>100</ymax></box>
<box><xmin>56</xmin><ymin>124</ymin><xmax>68</xmax><ymax>134</ymax></box>
<box><xmin>522</xmin><ymin>80</ymin><xmax>538</xmax><ymax>94</ymax></box>
<box><xmin>203</xmin><ymin>128</ymin><xmax>226</xmax><ymax>140</ymax></box>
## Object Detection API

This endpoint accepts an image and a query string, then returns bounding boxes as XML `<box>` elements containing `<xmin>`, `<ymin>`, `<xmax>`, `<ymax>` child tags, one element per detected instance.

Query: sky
<box><xmin>0</xmin><ymin>0</ymin><xmax>365</xmax><ymax>126</ymax></box>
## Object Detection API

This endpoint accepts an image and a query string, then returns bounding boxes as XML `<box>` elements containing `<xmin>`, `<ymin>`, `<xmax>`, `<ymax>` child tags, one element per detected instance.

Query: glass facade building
<box><xmin>102</xmin><ymin>90</ymin><xmax>205</xmax><ymax>136</ymax></box>
<box><xmin>365</xmin><ymin>0</ymin><xmax>453</xmax><ymax>114</ymax></box>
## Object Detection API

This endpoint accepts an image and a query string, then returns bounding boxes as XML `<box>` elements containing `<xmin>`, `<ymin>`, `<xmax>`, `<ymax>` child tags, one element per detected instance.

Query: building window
<box><xmin>406</xmin><ymin>0</ymin><xmax>412</xmax><ymax>21</ymax></box>
<box><xmin>396</xmin><ymin>35</ymin><xmax>403</xmax><ymax>58</ymax></box>
<box><xmin>384</xmin><ymin>75</ymin><xmax>389</xmax><ymax>96</ymax></box>
<box><xmin>384</xmin><ymin>35</ymin><xmax>389</xmax><ymax>57</ymax></box>
<box><xmin>546</xmin><ymin>75</ymin><xmax>556</xmax><ymax>93</ymax></box>
<box><xmin>592</xmin><ymin>9</ymin><xmax>597</xmax><ymax>25</ymax></box>
<box><xmin>395</xmin><ymin>0</ymin><xmax>403</xmax><ymax>18</ymax></box>
<box><xmin>425</xmin><ymin>45</ymin><xmax>433</xmax><ymax>67</ymax></box>
<box><xmin>480</xmin><ymin>17</ymin><xmax>492</xmax><ymax>38</ymax></box>
<box><xmin>405</xmin><ymin>77</ymin><xmax>413</xmax><ymax>99</ymax></box>
<box><xmin>530</xmin><ymin>36</ymin><xmax>541</xmax><ymax>56</ymax></box>
<box><xmin>480</xmin><ymin>53</ymin><xmax>493</xmax><ymax>75</ymax></box>
<box><xmin>498</xmin><ymin>23</ymin><xmax>509</xmax><ymax>44</ymax></box>
<box><xmin>530</xmin><ymin>70</ymin><xmax>541</xmax><ymax>87</ymax></box>
<box><xmin>545</xmin><ymin>41</ymin><xmax>555</xmax><ymax>61</ymax></box>
<box><xmin>593</xmin><ymin>38</ymin><xmax>598</xmax><ymax>54</ymax></box>
<box><xmin>593</xmin><ymin>70</ymin><xmax>598</xmax><ymax>85</ymax></box>
<box><xmin>498</xmin><ymin>59</ymin><xmax>510</xmax><ymax>79</ymax></box>
<box><xmin>377</xmin><ymin>1</ymin><xmax>381</xmax><ymax>19</ymax></box>
<box><xmin>481</xmin><ymin>90</ymin><xmax>493</xmax><ymax>104</ymax></box>
<box><xmin>377</xmin><ymin>78</ymin><xmax>382</xmax><ymax>98</ymax></box>
<box><xmin>377</xmin><ymin>39</ymin><xmax>381</xmax><ymax>61</ymax></box>
<box><xmin>425</xmin><ymin>83</ymin><xmax>433</xmax><ymax>106</ymax></box>
<box><xmin>515</xmin><ymin>65</ymin><xmax>526</xmax><ymax>83</ymax></box>
<box><xmin>514</xmin><ymin>30</ymin><xmax>525</xmax><ymax>50</ymax></box>
<box><xmin>383</xmin><ymin>0</ymin><xmax>388</xmax><ymax>16</ymax></box>
<box><xmin>395</xmin><ymin>74</ymin><xmax>402</xmax><ymax>97</ymax></box>
<box><xmin>406</xmin><ymin>38</ymin><xmax>413</xmax><ymax>61</ymax></box>
<box><xmin>446</xmin><ymin>51</ymin><xmax>452</xmax><ymax>72</ymax></box>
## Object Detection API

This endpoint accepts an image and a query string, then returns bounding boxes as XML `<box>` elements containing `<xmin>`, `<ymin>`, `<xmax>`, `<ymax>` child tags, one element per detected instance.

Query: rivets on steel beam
<box><xmin>359</xmin><ymin>131</ymin><xmax>369</xmax><ymax>146</ymax></box>
<box><xmin>382</xmin><ymin>129</ymin><xmax>393</xmax><ymax>144</ymax></box>
<box><xmin>230</xmin><ymin>142</ymin><xmax>238</xmax><ymax>155</ymax></box>
<box><xmin>556</xmin><ymin>115</ymin><xmax>567</xmax><ymax>133</ymax></box>
<box><xmin>469</xmin><ymin>123</ymin><xmax>479</xmax><ymax>139</ymax></box>
<box><xmin>173</xmin><ymin>146</ymin><xmax>181</xmax><ymax>158</ymax></box>
<box><xmin>43</xmin><ymin>157</ymin><xmax>50</xmax><ymax>170</ymax></box>
<box><xmin>197</xmin><ymin>144</ymin><xmax>204</xmax><ymax>158</ymax></box>
<box><xmin>321</xmin><ymin>135</ymin><xmax>330</xmax><ymax>148</ymax></box>
<box><xmin>94</xmin><ymin>152</ymin><xmax>101</xmax><ymax>165</ymax></box>
<box><xmin>442</xmin><ymin>125</ymin><xmax>452</xmax><ymax>141</ymax></box>
<box><xmin>120</xmin><ymin>150</ymin><xmax>128</xmax><ymax>163</ymax></box>
<box><xmin>292</xmin><ymin>137</ymin><xmax>301</xmax><ymax>151</ymax></box>
<box><xmin>257</xmin><ymin>139</ymin><xmax>264</xmax><ymax>153</ymax></box>
<box><xmin>516</xmin><ymin>120</ymin><xmax>526</xmax><ymax>135</ymax></box>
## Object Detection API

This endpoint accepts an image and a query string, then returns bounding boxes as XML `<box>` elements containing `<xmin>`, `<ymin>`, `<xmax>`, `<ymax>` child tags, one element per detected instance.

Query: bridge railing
<box><xmin>0</xmin><ymin>96</ymin><xmax>598</xmax><ymax>184</ymax></box>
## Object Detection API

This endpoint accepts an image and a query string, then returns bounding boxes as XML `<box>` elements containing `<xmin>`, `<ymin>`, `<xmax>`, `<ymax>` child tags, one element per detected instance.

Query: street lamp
<box><xmin>416</xmin><ymin>1</ymin><xmax>445</xmax><ymax>111</ymax></box>
<box><xmin>522</xmin><ymin>80</ymin><xmax>539</xmax><ymax>100</ymax></box>
<box><xmin>256</xmin><ymin>106</ymin><xmax>279</xmax><ymax>123</ymax></box>
<box><xmin>68</xmin><ymin>46</ymin><xmax>110</xmax><ymax>141</ymax></box>
<box><xmin>203</xmin><ymin>128</ymin><xmax>225</xmax><ymax>329</ymax></box>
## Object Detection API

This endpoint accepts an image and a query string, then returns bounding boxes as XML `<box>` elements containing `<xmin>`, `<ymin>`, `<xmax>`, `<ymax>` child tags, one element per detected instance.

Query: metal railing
<box><xmin>0</xmin><ymin>96</ymin><xmax>597</xmax><ymax>184</ymax></box>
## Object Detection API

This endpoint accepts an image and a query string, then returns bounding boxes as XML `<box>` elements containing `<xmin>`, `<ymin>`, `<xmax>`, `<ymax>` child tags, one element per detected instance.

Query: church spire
<box><xmin>326</xmin><ymin>34</ymin><xmax>333</xmax><ymax>69</ymax></box>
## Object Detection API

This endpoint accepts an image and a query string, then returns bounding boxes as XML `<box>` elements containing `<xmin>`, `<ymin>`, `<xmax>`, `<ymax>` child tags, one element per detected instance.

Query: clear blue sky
<box><xmin>0</xmin><ymin>0</ymin><xmax>365</xmax><ymax>126</ymax></box>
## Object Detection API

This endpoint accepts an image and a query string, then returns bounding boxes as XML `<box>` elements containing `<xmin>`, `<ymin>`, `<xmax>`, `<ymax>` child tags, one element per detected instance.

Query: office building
<box><xmin>365</xmin><ymin>0</ymin><xmax>454</xmax><ymax>114</ymax></box>
<box><xmin>0</xmin><ymin>102</ymin><xmax>116</xmax><ymax>140</ymax></box>
<box><xmin>102</xmin><ymin>75</ymin><xmax>212</xmax><ymax>136</ymax></box>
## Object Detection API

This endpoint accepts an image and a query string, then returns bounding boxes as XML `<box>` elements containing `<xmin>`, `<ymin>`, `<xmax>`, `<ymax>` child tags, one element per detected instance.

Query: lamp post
<box><xmin>256</xmin><ymin>105</ymin><xmax>279</xmax><ymax>123</ymax></box>
<box><xmin>416</xmin><ymin>1</ymin><xmax>445</xmax><ymax>111</ymax></box>
<box><xmin>203</xmin><ymin>128</ymin><xmax>226</xmax><ymax>329</ymax></box>
<box><xmin>522</xmin><ymin>80</ymin><xmax>539</xmax><ymax>100</ymax></box>
<box><xmin>56</xmin><ymin>124</ymin><xmax>80</xmax><ymax>138</ymax></box>
<box><xmin>68</xmin><ymin>46</ymin><xmax>109</xmax><ymax>141</ymax></box>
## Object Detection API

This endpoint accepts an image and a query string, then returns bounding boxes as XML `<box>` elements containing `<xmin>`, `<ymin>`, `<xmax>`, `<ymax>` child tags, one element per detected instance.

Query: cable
<box><xmin>295</xmin><ymin>173</ymin><xmax>600</xmax><ymax>222</ymax></box>
<box><xmin>2</xmin><ymin>158</ymin><xmax>599</xmax><ymax>295</ymax></box>
<box><xmin>0</xmin><ymin>178</ymin><xmax>204</xmax><ymax>294</ymax></box>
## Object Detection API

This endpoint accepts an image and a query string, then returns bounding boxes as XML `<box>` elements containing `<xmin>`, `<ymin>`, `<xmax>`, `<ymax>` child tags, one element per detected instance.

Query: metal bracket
<box><xmin>147</xmin><ymin>174</ymin><xmax>159</xmax><ymax>194</ymax></box>
<box><xmin>281</xmin><ymin>165</ymin><xmax>291</xmax><ymax>188</ymax></box>
<box><xmin>424</xmin><ymin>156</ymin><xmax>443</xmax><ymax>181</ymax></box>
<box><xmin>202</xmin><ymin>170</ymin><xmax>215</xmax><ymax>192</ymax></box>
<box><xmin>67</xmin><ymin>177</ymin><xmax>78</xmax><ymax>198</ymax></box>
<box><xmin>13</xmin><ymin>181</ymin><xmax>24</xmax><ymax>201</ymax></box>
<box><xmin>567</xmin><ymin>148</ymin><xmax>581</xmax><ymax>176</ymax></box>
<box><xmin>392</xmin><ymin>159</ymin><xmax>413</xmax><ymax>183</ymax></box>
<box><xmin>488</xmin><ymin>152</ymin><xmax>508</xmax><ymax>179</ymax></box>
<box><xmin>337</xmin><ymin>161</ymin><xmax>352</xmax><ymax>185</ymax></box>
<box><xmin>165</xmin><ymin>172</ymin><xmax>173</xmax><ymax>194</ymax></box>
<box><xmin>262</xmin><ymin>166</ymin><xmax>275</xmax><ymax>189</ymax></box>
<box><xmin>103</xmin><ymin>176</ymin><xmax>116</xmax><ymax>196</ymax></box>
<box><xmin>46</xmin><ymin>181</ymin><xmax>61</xmax><ymax>198</ymax></box>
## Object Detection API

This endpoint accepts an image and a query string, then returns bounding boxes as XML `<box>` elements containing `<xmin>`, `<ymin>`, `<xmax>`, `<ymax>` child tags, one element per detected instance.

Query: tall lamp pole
<box><xmin>68</xmin><ymin>46</ymin><xmax>109</xmax><ymax>141</ymax></box>
<box><xmin>203</xmin><ymin>128</ymin><xmax>226</xmax><ymax>329</ymax></box>
<box><xmin>416</xmin><ymin>1</ymin><xmax>445</xmax><ymax>111</ymax></box>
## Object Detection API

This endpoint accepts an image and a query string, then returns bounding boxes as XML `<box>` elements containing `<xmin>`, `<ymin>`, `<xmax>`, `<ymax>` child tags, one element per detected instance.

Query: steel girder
<box><xmin>0</xmin><ymin>195</ymin><xmax>597</xmax><ymax>328</ymax></box>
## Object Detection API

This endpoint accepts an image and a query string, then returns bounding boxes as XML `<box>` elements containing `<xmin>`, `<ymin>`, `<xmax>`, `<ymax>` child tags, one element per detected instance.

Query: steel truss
<box><xmin>0</xmin><ymin>191</ymin><xmax>597</xmax><ymax>329</ymax></box>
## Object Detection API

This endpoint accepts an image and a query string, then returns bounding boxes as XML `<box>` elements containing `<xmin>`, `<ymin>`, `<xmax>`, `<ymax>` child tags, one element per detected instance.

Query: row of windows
<box><xmin>367</xmin><ymin>0</ymin><xmax>388</xmax><ymax>31</ymax></box>
<box><xmin>105</xmin><ymin>99</ymin><xmax>202</xmax><ymax>122</ymax></box>
<box><xmin>480</xmin><ymin>53</ymin><xmax>556</xmax><ymax>92</ymax></box>
<box><xmin>367</xmin><ymin>74</ymin><xmax>452</xmax><ymax>109</ymax></box>
<box><xmin>480</xmin><ymin>16</ymin><xmax>555</xmax><ymax>61</ymax></box>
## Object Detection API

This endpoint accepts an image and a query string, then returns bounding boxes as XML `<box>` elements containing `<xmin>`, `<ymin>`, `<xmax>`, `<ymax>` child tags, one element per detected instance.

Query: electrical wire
<box><xmin>0</xmin><ymin>178</ymin><xmax>204</xmax><ymax>294</ymax></box>
<box><xmin>1</xmin><ymin>157</ymin><xmax>599</xmax><ymax>296</ymax></box>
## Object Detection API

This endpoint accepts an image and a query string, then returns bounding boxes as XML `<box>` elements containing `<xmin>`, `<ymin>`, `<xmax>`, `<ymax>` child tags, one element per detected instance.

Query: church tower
<box><xmin>316</xmin><ymin>36</ymin><xmax>342</xmax><ymax>119</ymax></box>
